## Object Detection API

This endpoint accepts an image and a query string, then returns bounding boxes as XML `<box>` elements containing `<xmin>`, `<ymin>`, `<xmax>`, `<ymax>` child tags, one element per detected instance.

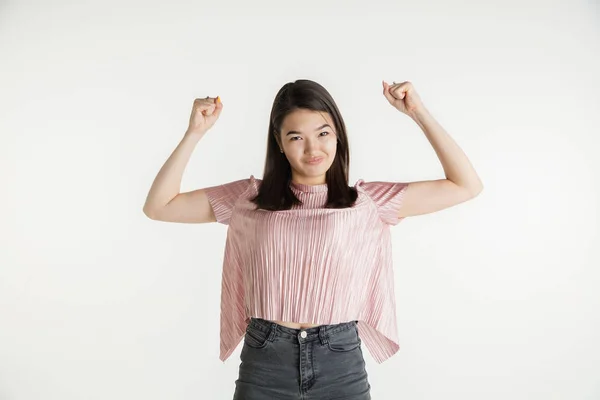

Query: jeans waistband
<box><xmin>248</xmin><ymin>317</ymin><xmax>358</xmax><ymax>344</ymax></box>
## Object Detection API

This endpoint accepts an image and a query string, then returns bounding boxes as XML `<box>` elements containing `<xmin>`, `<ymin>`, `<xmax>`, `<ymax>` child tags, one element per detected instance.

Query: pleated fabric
<box><xmin>204</xmin><ymin>175</ymin><xmax>408</xmax><ymax>364</ymax></box>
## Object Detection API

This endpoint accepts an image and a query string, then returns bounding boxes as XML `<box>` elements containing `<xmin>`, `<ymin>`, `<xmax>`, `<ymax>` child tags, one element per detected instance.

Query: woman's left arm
<box><xmin>383</xmin><ymin>80</ymin><xmax>484</xmax><ymax>218</ymax></box>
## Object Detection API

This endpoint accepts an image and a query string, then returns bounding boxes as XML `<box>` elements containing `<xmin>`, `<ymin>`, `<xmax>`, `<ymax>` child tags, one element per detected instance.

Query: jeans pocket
<box><xmin>244</xmin><ymin>325</ymin><xmax>271</xmax><ymax>349</ymax></box>
<box><xmin>326</xmin><ymin>325</ymin><xmax>361</xmax><ymax>352</ymax></box>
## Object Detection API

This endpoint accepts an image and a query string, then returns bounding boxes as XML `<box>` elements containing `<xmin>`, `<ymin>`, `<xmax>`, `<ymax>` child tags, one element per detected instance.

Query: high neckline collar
<box><xmin>290</xmin><ymin>180</ymin><xmax>328</xmax><ymax>193</ymax></box>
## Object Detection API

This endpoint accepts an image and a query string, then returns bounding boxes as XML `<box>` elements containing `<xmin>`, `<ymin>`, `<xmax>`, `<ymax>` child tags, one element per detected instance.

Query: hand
<box><xmin>186</xmin><ymin>96</ymin><xmax>223</xmax><ymax>136</ymax></box>
<box><xmin>382</xmin><ymin>81</ymin><xmax>425</xmax><ymax>117</ymax></box>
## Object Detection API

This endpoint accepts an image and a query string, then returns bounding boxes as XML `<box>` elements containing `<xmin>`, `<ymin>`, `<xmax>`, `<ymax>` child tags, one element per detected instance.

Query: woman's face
<box><xmin>278</xmin><ymin>109</ymin><xmax>338</xmax><ymax>185</ymax></box>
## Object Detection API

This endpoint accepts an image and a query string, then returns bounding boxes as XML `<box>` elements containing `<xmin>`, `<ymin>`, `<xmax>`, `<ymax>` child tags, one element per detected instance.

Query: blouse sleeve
<box><xmin>204</xmin><ymin>176</ymin><xmax>254</xmax><ymax>225</ymax></box>
<box><xmin>357</xmin><ymin>180</ymin><xmax>410</xmax><ymax>225</ymax></box>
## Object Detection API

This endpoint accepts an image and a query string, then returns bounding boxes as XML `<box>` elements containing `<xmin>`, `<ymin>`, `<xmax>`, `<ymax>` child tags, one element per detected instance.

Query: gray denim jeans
<box><xmin>233</xmin><ymin>317</ymin><xmax>371</xmax><ymax>399</ymax></box>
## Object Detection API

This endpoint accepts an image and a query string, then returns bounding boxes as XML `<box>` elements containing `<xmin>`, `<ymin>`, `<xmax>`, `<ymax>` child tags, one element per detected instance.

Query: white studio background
<box><xmin>1</xmin><ymin>0</ymin><xmax>599</xmax><ymax>399</ymax></box>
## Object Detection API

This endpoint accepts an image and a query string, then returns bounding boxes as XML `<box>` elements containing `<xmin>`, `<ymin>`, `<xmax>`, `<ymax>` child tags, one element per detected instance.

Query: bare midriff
<box><xmin>271</xmin><ymin>320</ymin><xmax>320</xmax><ymax>329</ymax></box>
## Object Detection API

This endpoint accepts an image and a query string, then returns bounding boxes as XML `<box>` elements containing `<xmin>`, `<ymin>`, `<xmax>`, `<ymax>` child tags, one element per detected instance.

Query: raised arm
<box><xmin>143</xmin><ymin>96</ymin><xmax>223</xmax><ymax>223</ymax></box>
<box><xmin>382</xmin><ymin>81</ymin><xmax>483</xmax><ymax>218</ymax></box>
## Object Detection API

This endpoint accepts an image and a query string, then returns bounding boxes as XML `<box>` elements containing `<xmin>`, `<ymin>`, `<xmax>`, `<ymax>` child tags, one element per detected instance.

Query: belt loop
<box><xmin>268</xmin><ymin>322</ymin><xmax>278</xmax><ymax>341</ymax></box>
<box><xmin>318</xmin><ymin>325</ymin><xmax>329</xmax><ymax>345</ymax></box>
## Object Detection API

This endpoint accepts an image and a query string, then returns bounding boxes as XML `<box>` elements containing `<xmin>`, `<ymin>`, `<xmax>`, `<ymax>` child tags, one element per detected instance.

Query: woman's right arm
<box><xmin>142</xmin><ymin>97</ymin><xmax>223</xmax><ymax>223</ymax></box>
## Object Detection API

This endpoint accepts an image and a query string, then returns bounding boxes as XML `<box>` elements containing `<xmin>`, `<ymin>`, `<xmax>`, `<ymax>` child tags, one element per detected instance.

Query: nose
<box><xmin>304</xmin><ymin>137</ymin><xmax>318</xmax><ymax>154</ymax></box>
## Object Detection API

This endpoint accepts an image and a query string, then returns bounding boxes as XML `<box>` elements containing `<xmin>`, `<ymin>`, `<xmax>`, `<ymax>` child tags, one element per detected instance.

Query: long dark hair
<box><xmin>250</xmin><ymin>79</ymin><xmax>358</xmax><ymax>211</ymax></box>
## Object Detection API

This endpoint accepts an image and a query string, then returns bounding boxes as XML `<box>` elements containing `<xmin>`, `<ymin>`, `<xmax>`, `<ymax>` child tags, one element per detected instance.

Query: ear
<box><xmin>274</xmin><ymin>130</ymin><xmax>283</xmax><ymax>147</ymax></box>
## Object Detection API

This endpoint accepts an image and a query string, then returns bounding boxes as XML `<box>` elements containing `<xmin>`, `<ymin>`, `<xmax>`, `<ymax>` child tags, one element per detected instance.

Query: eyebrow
<box><xmin>285</xmin><ymin>124</ymin><xmax>332</xmax><ymax>136</ymax></box>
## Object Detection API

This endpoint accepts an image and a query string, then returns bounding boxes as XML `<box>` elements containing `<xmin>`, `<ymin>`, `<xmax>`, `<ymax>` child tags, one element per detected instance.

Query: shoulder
<box><xmin>204</xmin><ymin>174</ymin><xmax>262</xmax><ymax>200</ymax></box>
<box><xmin>249</xmin><ymin>175</ymin><xmax>262</xmax><ymax>192</ymax></box>
<box><xmin>353</xmin><ymin>179</ymin><xmax>409</xmax><ymax>225</ymax></box>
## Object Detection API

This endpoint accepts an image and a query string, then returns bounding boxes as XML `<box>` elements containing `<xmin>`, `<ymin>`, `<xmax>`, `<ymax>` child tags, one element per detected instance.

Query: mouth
<box><xmin>306</xmin><ymin>157</ymin><xmax>324</xmax><ymax>165</ymax></box>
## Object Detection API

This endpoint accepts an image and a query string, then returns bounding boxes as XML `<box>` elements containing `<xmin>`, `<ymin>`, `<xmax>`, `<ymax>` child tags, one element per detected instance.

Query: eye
<box><xmin>290</xmin><ymin>132</ymin><xmax>330</xmax><ymax>141</ymax></box>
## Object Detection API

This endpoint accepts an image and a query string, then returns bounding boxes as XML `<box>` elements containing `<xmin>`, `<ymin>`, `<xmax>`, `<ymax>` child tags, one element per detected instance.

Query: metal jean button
<box><xmin>300</xmin><ymin>330</ymin><xmax>307</xmax><ymax>338</ymax></box>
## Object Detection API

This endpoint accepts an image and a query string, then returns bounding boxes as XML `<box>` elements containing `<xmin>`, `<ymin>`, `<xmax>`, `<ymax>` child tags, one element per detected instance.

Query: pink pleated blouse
<box><xmin>204</xmin><ymin>175</ymin><xmax>409</xmax><ymax>364</ymax></box>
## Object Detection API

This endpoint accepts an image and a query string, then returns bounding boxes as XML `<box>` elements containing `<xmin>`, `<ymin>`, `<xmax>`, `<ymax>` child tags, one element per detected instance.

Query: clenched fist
<box><xmin>186</xmin><ymin>96</ymin><xmax>223</xmax><ymax>136</ymax></box>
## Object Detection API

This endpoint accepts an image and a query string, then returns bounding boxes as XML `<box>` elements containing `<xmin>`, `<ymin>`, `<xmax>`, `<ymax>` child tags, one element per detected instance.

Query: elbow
<box><xmin>470</xmin><ymin>182</ymin><xmax>484</xmax><ymax>197</ymax></box>
<box><xmin>143</xmin><ymin>205</ymin><xmax>158</xmax><ymax>220</ymax></box>
<box><xmin>453</xmin><ymin>179</ymin><xmax>483</xmax><ymax>199</ymax></box>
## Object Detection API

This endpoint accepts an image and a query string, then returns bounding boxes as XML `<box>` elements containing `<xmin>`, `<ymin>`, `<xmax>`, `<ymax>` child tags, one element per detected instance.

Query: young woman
<box><xmin>143</xmin><ymin>79</ymin><xmax>483</xmax><ymax>399</ymax></box>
